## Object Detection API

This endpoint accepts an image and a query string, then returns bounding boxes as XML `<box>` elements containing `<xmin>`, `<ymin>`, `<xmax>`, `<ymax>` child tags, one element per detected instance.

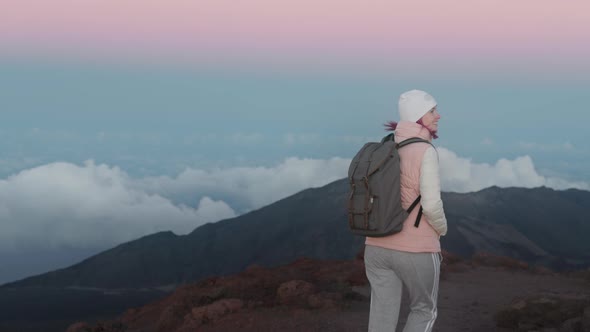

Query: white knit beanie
<box><xmin>398</xmin><ymin>89</ymin><xmax>437</xmax><ymax>122</ymax></box>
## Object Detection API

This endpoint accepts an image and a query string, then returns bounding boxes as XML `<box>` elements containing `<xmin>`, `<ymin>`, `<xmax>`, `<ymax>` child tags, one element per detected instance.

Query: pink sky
<box><xmin>1</xmin><ymin>0</ymin><xmax>589</xmax><ymax>71</ymax></box>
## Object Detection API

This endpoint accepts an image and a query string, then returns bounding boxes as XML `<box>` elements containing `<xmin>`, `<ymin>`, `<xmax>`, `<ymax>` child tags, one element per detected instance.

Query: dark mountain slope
<box><xmin>3</xmin><ymin>180</ymin><xmax>589</xmax><ymax>289</ymax></box>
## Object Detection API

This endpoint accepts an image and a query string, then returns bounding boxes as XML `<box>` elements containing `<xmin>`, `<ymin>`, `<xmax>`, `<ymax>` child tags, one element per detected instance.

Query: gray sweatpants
<box><xmin>364</xmin><ymin>245</ymin><xmax>441</xmax><ymax>332</ymax></box>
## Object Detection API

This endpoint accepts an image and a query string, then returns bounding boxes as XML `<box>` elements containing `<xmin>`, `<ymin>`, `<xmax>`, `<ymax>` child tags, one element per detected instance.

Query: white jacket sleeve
<box><xmin>419</xmin><ymin>146</ymin><xmax>447</xmax><ymax>236</ymax></box>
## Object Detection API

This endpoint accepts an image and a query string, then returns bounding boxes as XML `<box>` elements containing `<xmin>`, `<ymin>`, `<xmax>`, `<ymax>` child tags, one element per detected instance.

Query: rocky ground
<box><xmin>67</xmin><ymin>251</ymin><xmax>590</xmax><ymax>332</ymax></box>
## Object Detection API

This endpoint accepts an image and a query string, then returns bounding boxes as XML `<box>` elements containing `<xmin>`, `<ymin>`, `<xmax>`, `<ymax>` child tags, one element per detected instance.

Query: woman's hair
<box><xmin>384</xmin><ymin>121</ymin><xmax>398</xmax><ymax>131</ymax></box>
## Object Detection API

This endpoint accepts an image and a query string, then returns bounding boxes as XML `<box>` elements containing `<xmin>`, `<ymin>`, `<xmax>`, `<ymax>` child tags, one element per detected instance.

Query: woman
<box><xmin>364</xmin><ymin>89</ymin><xmax>448</xmax><ymax>332</ymax></box>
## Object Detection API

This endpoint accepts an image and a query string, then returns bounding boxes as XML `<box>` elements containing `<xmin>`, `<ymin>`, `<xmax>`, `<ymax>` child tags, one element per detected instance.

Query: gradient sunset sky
<box><xmin>1</xmin><ymin>1</ymin><xmax>589</xmax><ymax>284</ymax></box>
<box><xmin>2</xmin><ymin>0</ymin><xmax>589</xmax><ymax>73</ymax></box>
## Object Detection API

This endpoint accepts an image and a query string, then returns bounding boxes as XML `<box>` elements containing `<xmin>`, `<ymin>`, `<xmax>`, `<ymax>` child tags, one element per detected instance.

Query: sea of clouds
<box><xmin>0</xmin><ymin>148</ymin><xmax>588</xmax><ymax>284</ymax></box>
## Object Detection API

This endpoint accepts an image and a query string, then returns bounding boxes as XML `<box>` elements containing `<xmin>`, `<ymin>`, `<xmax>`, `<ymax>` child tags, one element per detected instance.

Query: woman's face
<box><xmin>420</xmin><ymin>107</ymin><xmax>441</xmax><ymax>131</ymax></box>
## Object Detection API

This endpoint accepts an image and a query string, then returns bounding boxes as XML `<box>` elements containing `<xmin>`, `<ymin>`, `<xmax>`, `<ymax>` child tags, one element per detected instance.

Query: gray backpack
<box><xmin>347</xmin><ymin>133</ymin><xmax>431</xmax><ymax>237</ymax></box>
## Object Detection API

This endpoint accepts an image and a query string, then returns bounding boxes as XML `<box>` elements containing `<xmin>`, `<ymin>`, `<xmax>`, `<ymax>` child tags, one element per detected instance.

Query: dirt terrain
<box><xmin>197</xmin><ymin>265</ymin><xmax>590</xmax><ymax>332</ymax></box>
<box><xmin>68</xmin><ymin>253</ymin><xmax>590</xmax><ymax>332</ymax></box>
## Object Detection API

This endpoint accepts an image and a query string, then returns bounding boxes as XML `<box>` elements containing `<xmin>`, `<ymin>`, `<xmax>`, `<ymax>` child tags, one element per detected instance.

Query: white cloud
<box><xmin>0</xmin><ymin>157</ymin><xmax>350</xmax><ymax>254</ymax></box>
<box><xmin>0</xmin><ymin>161</ymin><xmax>236</xmax><ymax>253</ymax></box>
<box><xmin>133</xmin><ymin>156</ymin><xmax>351</xmax><ymax>210</ymax></box>
<box><xmin>438</xmin><ymin>147</ymin><xmax>590</xmax><ymax>192</ymax></box>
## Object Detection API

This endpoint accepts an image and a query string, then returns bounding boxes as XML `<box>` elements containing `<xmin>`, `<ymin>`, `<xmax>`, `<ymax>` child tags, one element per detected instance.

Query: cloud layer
<box><xmin>0</xmin><ymin>158</ymin><xmax>350</xmax><ymax>253</ymax></box>
<box><xmin>1</xmin><ymin>151</ymin><xmax>587</xmax><ymax>253</ymax></box>
<box><xmin>0</xmin><ymin>161</ymin><xmax>236</xmax><ymax>252</ymax></box>
<box><xmin>0</xmin><ymin>150</ymin><xmax>588</xmax><ymax>283</ymax></box>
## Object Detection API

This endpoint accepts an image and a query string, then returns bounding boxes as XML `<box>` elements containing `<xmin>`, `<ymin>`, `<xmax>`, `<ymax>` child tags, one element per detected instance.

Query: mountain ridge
<box><xmin>3</xmin><ymin>179</ymin><xmax>590</xmax><ymax>289</ymax></box>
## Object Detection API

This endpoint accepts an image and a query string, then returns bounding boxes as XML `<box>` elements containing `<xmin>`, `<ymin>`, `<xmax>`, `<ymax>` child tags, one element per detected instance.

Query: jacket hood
<box><xmin>393</xmin><ymin>121</ymin><xmax>433</xmax><ymax>143</ymax></box>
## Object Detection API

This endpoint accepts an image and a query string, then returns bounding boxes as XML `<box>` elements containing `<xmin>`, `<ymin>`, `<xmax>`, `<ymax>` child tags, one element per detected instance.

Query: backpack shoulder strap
<box><xmin>397</xmin><ymin>137</ymin><xmax>434</xmax><ymax>149</ymax></box>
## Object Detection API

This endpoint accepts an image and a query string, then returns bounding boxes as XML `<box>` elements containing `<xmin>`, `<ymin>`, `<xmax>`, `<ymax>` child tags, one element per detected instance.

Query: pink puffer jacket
<box><xmin>365</xmin><ymin>121</ymin><xmax>446</xmax><ymax>253</ymax></box>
